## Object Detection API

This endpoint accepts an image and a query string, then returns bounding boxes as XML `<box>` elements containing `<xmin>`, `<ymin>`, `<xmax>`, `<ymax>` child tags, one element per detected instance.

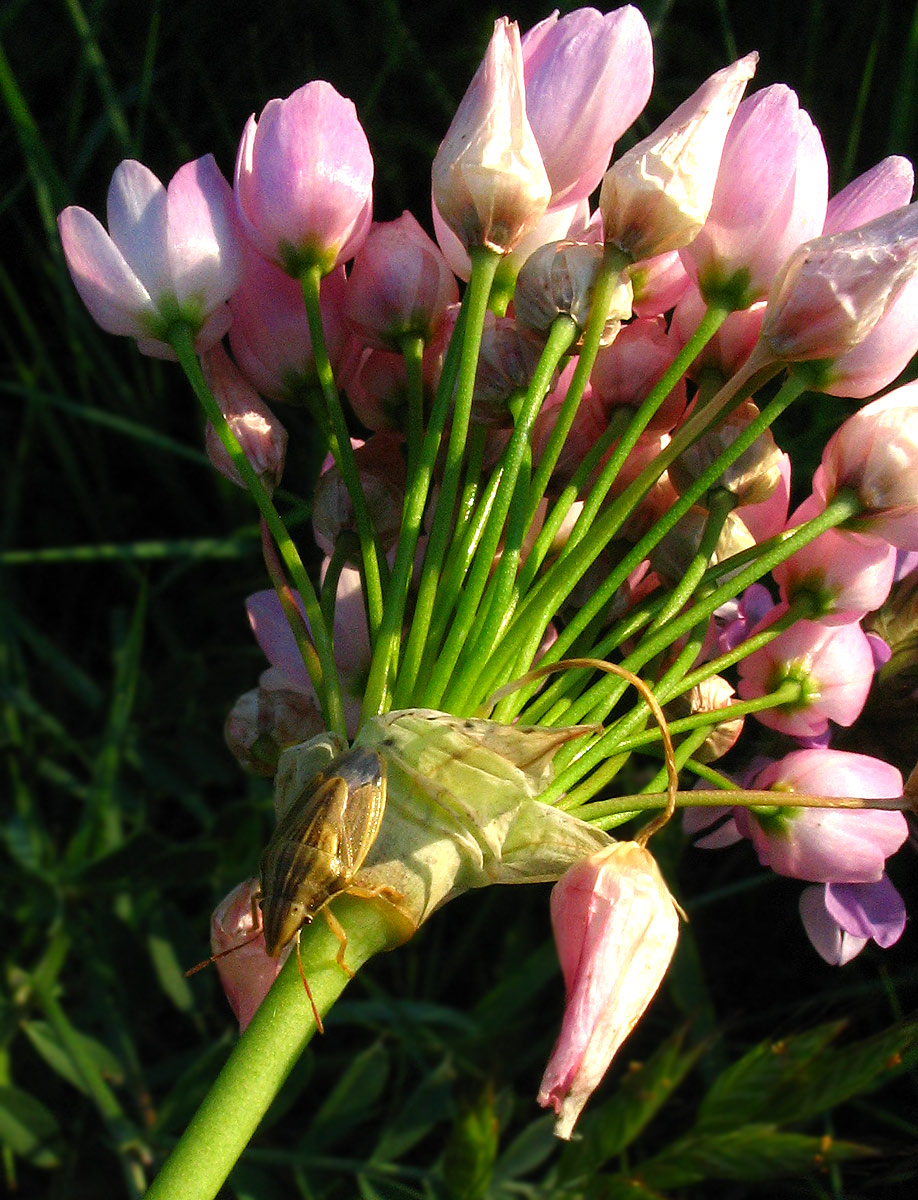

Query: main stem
<box><xmin>142</xmin><ymin>897</ymin><xmax>399</xmax><ymax>1200</ymax></box>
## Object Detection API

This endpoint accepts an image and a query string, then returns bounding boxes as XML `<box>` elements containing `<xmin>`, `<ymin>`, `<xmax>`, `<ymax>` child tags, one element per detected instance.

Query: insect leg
<box><xmin>320</xmin><ymin>906</ymin><xmax>354</xmax><ymax>978</ymax></box>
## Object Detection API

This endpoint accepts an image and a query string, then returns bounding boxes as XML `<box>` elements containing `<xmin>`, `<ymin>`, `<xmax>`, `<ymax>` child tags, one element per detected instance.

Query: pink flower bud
<box><xmin>682</xmin><ymin>85</ymin><xmax>828</xmax><ymax>307</ymax></box>
<box><xmin>246</xmin><ymin>565</ymin><xmax>370</xmax><ymax>737</ymax></box>
<box><xmin>599</xmin><ymin>53</ymin><xmax>758</xmax><ymax>260</ymax></box>
<box><xmin>815</xmin><ymin>160</ymin><xmax>918</xmax><ymax>397</ymax></box>
<box><xmin>345</xmin><ymin>211</ymin><xmax>458</xmax><ymax>350</ymax></box>
<box><xmin>629</xmin><ymin>249</ymin><xmax>692</xmax><ymax>318</ymax></box>
<box><xmin>234</xmin><ymin>80</ymin><xmax>374</xmax><ymax>275</ymax></box>
<box><xmin>202</xmin><ymin>344</ymin><xmax>287</xmax><ymax>491</ymax></box>
<box><xmin>759</xmin><ymin>202</ymin><xmax>918</xmax><ymax>361</ymax></box>
<box><xmin>58</xmin><ymin>155</ymin><xmax>243</xmax><ymax>358</ymax></box>
<box><xmin>521</xmin><ymin>5</ymin><xmax>653</xmax><ymax>209</ymax></box>
<box><xmin>432</xmin><ymin>18</ymin><xmax>551</xmax><ymax>254</ymax></box>
<box><xmin>814</xmin><ymin>381</ymin><xmax>918</xmax><ymax>549</ymax></box>
<box><xmin>538</xmin><ymin>842</ymin><xmax>679</xmax><ymax>1139</ymax></box>
<box><xmin>339</xmin><ymin>342</ymin><xmax>412</xmax><ymax>432</ymax></box>
<box><xmin>739</xmin><ymin>750</ymin><xmax>907</xmax><ymax>882</ymax></box>
<box><xmin>590</xmin><ymin>316</ymin><xmax>687</xmax><ymax>431</ymax></box>
<box><xmin>228</xmin><ymin>239</ymin><xmax>348</xmax><ymax>403</ymax></box>
<box><xmin>211</xmin><ymin>879</ymin><xmax>285</xmax><ymax>1031</ymax></box>
<box><xmin>670</xmin><ymin>286</ymin><xmax>765</xmax><ymax>381</ymax></box>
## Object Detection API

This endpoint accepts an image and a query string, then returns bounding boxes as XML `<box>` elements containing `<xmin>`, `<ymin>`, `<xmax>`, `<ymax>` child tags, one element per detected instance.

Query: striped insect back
<box><xmin>259</xmin><ymin>745</ymin><xmax>387</xmax><ymax>957</ymax></box>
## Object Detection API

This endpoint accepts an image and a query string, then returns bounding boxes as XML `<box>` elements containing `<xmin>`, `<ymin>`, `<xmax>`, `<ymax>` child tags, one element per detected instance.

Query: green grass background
<box><xmin>2</xmin><ymin>1</ymin><xmax>918</xmax><ymax>1197</ymax></box>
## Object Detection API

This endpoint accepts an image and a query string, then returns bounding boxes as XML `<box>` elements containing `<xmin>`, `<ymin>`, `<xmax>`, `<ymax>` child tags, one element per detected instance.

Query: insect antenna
<box><xmin>184</xmin><ymin>929</ymin><xmax>266</xmax><ymax>978</ymax></box>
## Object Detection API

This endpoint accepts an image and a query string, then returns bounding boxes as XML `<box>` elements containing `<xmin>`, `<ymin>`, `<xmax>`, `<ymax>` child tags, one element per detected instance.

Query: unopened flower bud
<box><xmin>599</xmin><ymin>54</ymin><xmax>757</xmax><ymax>261</ymax></box>
<box><xmin>469</xmin><ymin>318</ymin><xmax>546</xmax><ymax>426</ymax></box>
<box><xmin>234</xmin><ymin>80</ymin><xmax>373</xmax><ymax>275</ymax></box>
<box><xmin>814</xmin><ymin>381</ymin><xmax>918</xmax><ymax>549</ymax></box>
<box><xmin>760</xmin><ymin>202</ymin><xmax>918</xmax><ymax>362</ymax></box>
<box><xmin>669</xmin><ymin>400</ymin><xmax>783</xmax><ymax>505</ymax></box>
<box><xmin>224</xmin><ymin>681</ymin><xmax>324</xmax><ymax>776</ymax></box>
<box><xmin>514</xmin><ymin>240</ymin><xmax>633</xmax><ymax>340</ymax></box>
<box><xmin>211</xmin><ymin>879</ymin><xmax>285</xmax><ymax>1031</ymax></box>
<box><xmin>671</xmin><ymin>675</ymin><xmax>744</xmax><ymax>762</ymax></box>
<box><xmin>538</xmin><ymin>842</ymin><xmax>679</xmax><ymax>1139</ymax></box>
<box><xmin>202</xmin><ymin>344</ymin><xmax>287</xmax><ymax>492</ymax></box>
<box><xmin>313</xmin><ymin>434</ymin><xmax>406</xmax><ymax>555</ymax></box>
<box><xmin>432</xmin><ymin>18</ymin><xmax>552</xmax><ymax>254</ymax></box>
<box><xmin>650</xmin><ymin>507</ymin><xmax>755</xmax><ymax>586</ymax></box>
<box><xmin>345</xmin><ymin>211</ymin><xmax>458</xmax><ymax>349</ymax></box>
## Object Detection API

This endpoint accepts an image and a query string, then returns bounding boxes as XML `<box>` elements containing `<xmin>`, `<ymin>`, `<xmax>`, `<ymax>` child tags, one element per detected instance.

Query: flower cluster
<box><xmin>59</xmin><ymin>4</ymin><xmax>918</xmax><ymax>1147</ymax></box>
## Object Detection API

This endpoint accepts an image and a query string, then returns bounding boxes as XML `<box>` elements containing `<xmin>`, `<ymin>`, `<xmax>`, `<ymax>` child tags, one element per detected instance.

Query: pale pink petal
<box><xmin>58</xmin><ymin>206</ymin><xmax>157</xmax><ymax>336</ymax></box>
<box><xmin>106</xmin><ymin>159</ymin><xmax>170</xmax><ymax>299</ymax></box>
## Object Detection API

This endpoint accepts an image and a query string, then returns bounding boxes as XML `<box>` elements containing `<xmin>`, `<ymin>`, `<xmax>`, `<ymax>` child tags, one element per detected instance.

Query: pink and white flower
<box><xmin>58</xmin><ymin>155</ymin><xmax>243</xmax><ymax>358</ymax></box>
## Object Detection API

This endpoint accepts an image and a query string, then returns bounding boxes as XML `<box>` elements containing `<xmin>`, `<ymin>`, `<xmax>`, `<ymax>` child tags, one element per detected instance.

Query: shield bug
<box><xmin>260</xmin><ymin>744</ymin><xmax>387</xmax><ymax>955</ymax></box>
<box><xmin>258</xmin><ymin>744</ymin><xmax>388</xmax><ymax>1030</ymax></box>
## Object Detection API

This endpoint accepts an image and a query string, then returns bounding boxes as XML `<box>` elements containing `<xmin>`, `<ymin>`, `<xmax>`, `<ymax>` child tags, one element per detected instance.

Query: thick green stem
<box><xmin>143</xmin><ymin>896</ymin><xmax>401</xmax><ymax>1200</ymax></box>
<box><xmin>170</xmin><ymin>325</ymin><xmax>346</xmax><ymax>738</ymax></box>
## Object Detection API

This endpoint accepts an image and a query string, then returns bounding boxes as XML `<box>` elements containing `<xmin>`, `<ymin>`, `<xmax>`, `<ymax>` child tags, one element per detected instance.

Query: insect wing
<box><xmin>260</xmin><ymin>746</ymin><xmax>387</xmax><ymax>955</ymax></box>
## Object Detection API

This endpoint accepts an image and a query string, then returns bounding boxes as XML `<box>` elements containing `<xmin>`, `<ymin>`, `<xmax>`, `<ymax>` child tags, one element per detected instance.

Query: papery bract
<box><xmin>58</xmin><ymin>155</ymin><xmax>243</xmax><ymax>358</ymax></box>
<box><xmin>537</xmin><ymin>841</ymin><xmax>679</xmax><ymax>1139</ymax></box>
<box><xmin>235</xmin><ymin>80</ymin><xmax>373</xmax><ymax>275</ymax></box>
